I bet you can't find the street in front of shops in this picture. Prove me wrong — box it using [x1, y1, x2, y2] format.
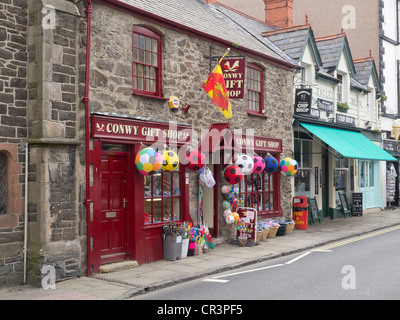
[0, 209, 399, 300]
[133, 225, 400, 300]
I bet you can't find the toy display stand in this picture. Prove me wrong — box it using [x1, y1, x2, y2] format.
[230, 207, 258, 247]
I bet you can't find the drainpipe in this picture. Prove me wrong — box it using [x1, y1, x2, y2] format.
[83, 0, 93, 276]
[23, 142, 28, 284]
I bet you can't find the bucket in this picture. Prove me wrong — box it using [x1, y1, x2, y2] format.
[187, 240, 196, 256]
[276, 224, 287, 236]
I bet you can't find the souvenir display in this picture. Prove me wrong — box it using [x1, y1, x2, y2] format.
[186, 150, 206, 171]
[264, 154, 279, 173]
[135, 147, 162, 176]
[224, 165, 243, 184]
[280, 157, 298, 176]
[252, 155, 266, 174]
[234, 154, 254, 175]
[221, 185, 230, 194]
[161, 150, 180, 171]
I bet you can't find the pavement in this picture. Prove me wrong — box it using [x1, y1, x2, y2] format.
[0, 209, 399, 300]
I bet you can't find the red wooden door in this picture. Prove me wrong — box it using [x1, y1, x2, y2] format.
[100, 153, 128, 264]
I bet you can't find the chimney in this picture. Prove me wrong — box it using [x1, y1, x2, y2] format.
[264, 0, 294, 29]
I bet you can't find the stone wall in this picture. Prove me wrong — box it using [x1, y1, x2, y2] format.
[25, 0, 84, 286]
[0, 0, 28, 287]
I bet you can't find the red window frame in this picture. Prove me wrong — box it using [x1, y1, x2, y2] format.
[132, 26, 162, 98]
[144, 168, 182, 225]
[247, 63, 264, 115]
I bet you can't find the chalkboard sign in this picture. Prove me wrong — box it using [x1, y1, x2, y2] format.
[339, 192, 351, 218]
[352, 193, 363, 216]
[308, 197, 321, 223]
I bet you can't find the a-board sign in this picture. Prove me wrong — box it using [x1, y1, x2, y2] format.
[352, 193, 363, 216]
[339, 192, 351, 218]
[308, 197, 321, 223]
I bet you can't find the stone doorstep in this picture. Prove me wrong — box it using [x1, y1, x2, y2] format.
[99, 261, 139, 273]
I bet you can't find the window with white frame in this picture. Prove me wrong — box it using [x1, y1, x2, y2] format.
[294, 138, 312, 195]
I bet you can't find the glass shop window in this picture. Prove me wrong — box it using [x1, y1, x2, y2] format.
[144, 169, 181, 224]
[294, 138, 312, 196]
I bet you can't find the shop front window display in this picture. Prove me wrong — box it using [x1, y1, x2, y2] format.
[238, 163, 275, 215]
[144, 169, 181, 224]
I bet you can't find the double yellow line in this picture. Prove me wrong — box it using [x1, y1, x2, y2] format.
[319, 225, 400, 250]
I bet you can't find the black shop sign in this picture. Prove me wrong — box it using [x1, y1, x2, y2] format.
[294, 89, 312, 115]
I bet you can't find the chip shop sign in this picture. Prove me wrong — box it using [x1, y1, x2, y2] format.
[91, 115, 191, 144]
[221, 58, 245, 99]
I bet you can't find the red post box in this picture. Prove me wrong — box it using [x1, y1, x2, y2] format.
[293, 196, 308, 230]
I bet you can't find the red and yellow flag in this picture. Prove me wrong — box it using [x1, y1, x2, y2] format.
[202, 49, 232, 119]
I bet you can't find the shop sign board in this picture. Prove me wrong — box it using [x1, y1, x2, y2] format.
[91, 115, 192, 145]
[383, 139, 400, 156]
[221, 58, 245, 99]
[294, 88, 312, 114]
[234, 135, 282, 153]
[317, 98, 334, 112]
[236, 207, 257, 242]
[336, 114, 355, 126]
[351, 193, 363, 216]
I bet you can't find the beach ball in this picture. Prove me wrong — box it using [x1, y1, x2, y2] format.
[230, 186, 239, 196]
[235, 154, 254, 175]
[280, 157, 298, 177]
[161, 150, 179, 172]
[231, 198, 238, 206]
[135, 147, 162, 176]
[232, 212, 239, 222]
[264, 154, 279, 173]
[223, 209, 231, 218]
[226, 214, 235, 224]
[226, 192, 236, 203]
[221, 185, 230, 194]
[186, 150, 206, 171]
[224, 165, 243, 184]
[252, 156, 266, 174]
[222, 200, 231, 209]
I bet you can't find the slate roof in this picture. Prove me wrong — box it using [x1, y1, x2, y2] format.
[353, 59, 373, 86]
[315, 34, 347, 71]
[263, 27, 310, 63]
[117, 0, 295, 66]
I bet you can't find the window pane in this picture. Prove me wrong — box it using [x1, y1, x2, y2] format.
[146, 51, 151, 65]
[152, 39, 158, 53]
[152, 53, 157, 67]
[139, 35, 145, 49]
[146, 37, 151, 51]
[133, 48, 139, 62]
[369, 162, 374, 187]
[139, 49, 145, 63]
[133, 34, 138, 48]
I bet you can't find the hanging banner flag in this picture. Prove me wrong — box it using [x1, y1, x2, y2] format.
[202, 49, 232, 119]
[221, 58, 245, 99]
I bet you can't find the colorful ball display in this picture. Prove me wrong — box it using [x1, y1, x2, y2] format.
[280, 157, 298, 176]
[186, 150, 206, 171]
[161, 150, 179, 172]
[252, 156, 266, 174]
[226, 192, 236, 203]
[222, 200, 231, 209]
[224, 165, 243, 184]
[225, 214, 235, 224]
[264, 154, 279, 173]
[135, 147, 162, 176]
[230, 186, 239, 196]
[221, 185, 230, 194]
[234, 154, 254, 175]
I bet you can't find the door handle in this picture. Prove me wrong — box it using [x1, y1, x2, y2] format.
[123, 198, 127, 208]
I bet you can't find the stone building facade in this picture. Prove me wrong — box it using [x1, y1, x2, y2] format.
[1, 0, 296, 286]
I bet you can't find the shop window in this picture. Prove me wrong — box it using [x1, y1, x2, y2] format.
[335, 157, 349, 206]
[294, 139, 312, 196]
[247, 64, 264, 114]
[237, 154, 278, 217]
[132, 26, 162, 98]
[0, 153, 7, 215]
[144, 170, 181, 224]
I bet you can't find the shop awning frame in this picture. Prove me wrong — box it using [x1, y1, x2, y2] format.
[299, 122, 397, 161]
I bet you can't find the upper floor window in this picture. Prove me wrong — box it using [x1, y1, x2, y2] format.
[132, 26, 162, 97]
[0, 153, 7, 214]
[247, 64, 264, 114]
[337, 74, 343, 102]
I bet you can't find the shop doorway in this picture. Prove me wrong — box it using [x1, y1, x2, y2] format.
[100, 147, 129, 265]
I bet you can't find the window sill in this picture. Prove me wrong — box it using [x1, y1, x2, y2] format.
[247, 110, 269, 118]
[132, 91, 169, 101]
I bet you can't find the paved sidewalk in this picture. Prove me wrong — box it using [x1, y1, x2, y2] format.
[1, 209, 399, 300]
